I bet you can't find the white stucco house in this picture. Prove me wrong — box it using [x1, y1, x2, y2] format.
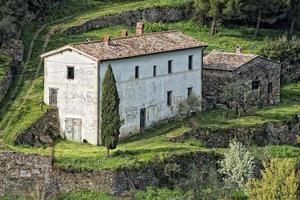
[41, 23, 207, 145]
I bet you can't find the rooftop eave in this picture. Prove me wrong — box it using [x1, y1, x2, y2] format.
[40, 45, 99, 61]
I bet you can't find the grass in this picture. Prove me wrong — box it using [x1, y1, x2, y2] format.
[0, 55, 11, 82]
[52, 191, 125, 200]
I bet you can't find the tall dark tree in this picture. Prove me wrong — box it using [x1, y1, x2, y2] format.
[243, 0, 289, 36]
[288, 0, 300, 35]
[194, 0, 241, 36]
[101, 64, 121, 157]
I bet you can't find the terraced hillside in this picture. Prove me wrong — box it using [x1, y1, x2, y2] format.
[0, 0, 299, 168]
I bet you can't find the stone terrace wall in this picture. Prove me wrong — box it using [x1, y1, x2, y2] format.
[63, 4, 193, 34]
[169, 115, 300, 148]
[14, 108, 60, 147]
[0, 151, 220, 199]
[0, 64, 13, 102]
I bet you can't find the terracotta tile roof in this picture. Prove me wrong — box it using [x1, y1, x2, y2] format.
[203, 51, 258, 71]
[70, 31, 206, 61]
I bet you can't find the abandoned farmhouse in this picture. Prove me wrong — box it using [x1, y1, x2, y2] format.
[41, 23, 206, 145]
[203, 51, 281, 109]
[41, 23, 281, 145]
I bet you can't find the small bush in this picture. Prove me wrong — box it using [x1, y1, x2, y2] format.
[143, 21, 168, 33]
[246, 159, 298, 200]
[219, 139, 255, 189]
[259, 36, 300, 64]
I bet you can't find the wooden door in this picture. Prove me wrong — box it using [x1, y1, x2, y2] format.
[65, 118, 82, 142]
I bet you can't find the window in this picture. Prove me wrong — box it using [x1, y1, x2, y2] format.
[268, 82, 273, 94]
[252, 80, 260, 90]
[188, 87, 193, 97]
[167, 91, 172, 106]
[188, 55, 193, 70]
[135, 66, 139, 79]
[153, 65, 157, 77]
[67, 66, 74, 80]
[168, 60, 172, 74]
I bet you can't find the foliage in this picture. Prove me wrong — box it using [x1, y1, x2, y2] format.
[0, 54, 11, 81]
[101, 64, 121, 156]
[143, 21, 168, 33]
[259, 36, 300, 64]
[194, 0, 241, 35]
[246, 159, 298, 200]
[53, 191, 124, 200]
[176, 93, 201, 126]
[219, 139, 255, 189]
[224, 81, 260, 118]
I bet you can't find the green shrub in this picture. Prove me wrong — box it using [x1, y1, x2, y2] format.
[259, 36, 300, 64]
[219, 139, 255, 189]
[246, 159, 298, 200]
[143, 21, 168, 33]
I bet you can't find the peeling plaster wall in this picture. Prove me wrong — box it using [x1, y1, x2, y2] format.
[100, 48, 203, 137]
[44, 50, 99, 145]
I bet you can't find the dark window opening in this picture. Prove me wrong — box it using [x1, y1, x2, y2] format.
[188, 55, 193, 70]
[153, 65, 157, 77]
[268, 82, 273, 94]
[167, 91, 172, 106]
[135, 66, 139, 79]
[188, 87, 193, 97]
[67, 66, 74, 80]
[252, 80, 260, 90]
[168, 60, 172, 74]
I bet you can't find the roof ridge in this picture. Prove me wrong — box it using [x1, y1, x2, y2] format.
[209, 51, 258, 57]
[70, 30, 180, 46]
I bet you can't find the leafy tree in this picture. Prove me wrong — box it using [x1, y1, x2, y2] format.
[259, 36, 300, 64]
[246, 159, 298, 200]
[176, 93, 201, 126]
[219, 139, 255, 189]
[287, 0, 300, 35]
[243, 0, 289, 36]
[101, 64, 121, 157]
[194, 0, 241, 35]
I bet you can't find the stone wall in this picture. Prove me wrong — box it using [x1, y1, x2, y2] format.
[281, 63, 300, 84]
[0, 151, 220, 199]
[168, 114, 300, 148]
[203, 57, 281, 110]
[63, 4, 193, 34]
[0, 64, 13, 102]
[14, 108, 60, 147]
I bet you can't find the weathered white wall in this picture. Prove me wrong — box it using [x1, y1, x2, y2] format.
[44, 47, 203, 145]
[100, 48, 203, 137]
[44, 50, 99, 145]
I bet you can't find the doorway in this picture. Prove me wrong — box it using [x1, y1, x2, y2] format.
[140, 108, 146, 132]
[49, 88, 58, 106]
[65, 118, 82, 142]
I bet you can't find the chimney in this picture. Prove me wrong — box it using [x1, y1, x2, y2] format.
[136, 22, 144, 35]
[121, 29, 128, 37]
[236, 45, 243, 54]
[103, 35, 111, 47]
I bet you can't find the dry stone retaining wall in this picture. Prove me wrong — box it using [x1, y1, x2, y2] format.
[0, 151, 220, 199]
[63, 4, 193, 35]
[14, 108, 60, 147]
[169, 115, 300, 148]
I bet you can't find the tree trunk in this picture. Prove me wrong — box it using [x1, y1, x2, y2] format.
[107, 148, 110, 157]
[255, 10, 262, 36]
[210, 18, 217, 36]
[289, 17, 296, 35]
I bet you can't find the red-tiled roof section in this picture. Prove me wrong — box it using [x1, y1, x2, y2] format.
[70, 31, 206, 61]
[204, 51, 258, 71]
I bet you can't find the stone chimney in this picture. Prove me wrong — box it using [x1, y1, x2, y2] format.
[121, 30, 129, 37]
[103, 35, 111, 47]
[136, 22, 144, 35]
[236, 45, 243, 54]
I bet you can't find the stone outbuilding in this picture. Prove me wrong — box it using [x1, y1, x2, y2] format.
[203, 50, 281, 110]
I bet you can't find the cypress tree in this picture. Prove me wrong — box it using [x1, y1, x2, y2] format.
[101, 64, 121, 157]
